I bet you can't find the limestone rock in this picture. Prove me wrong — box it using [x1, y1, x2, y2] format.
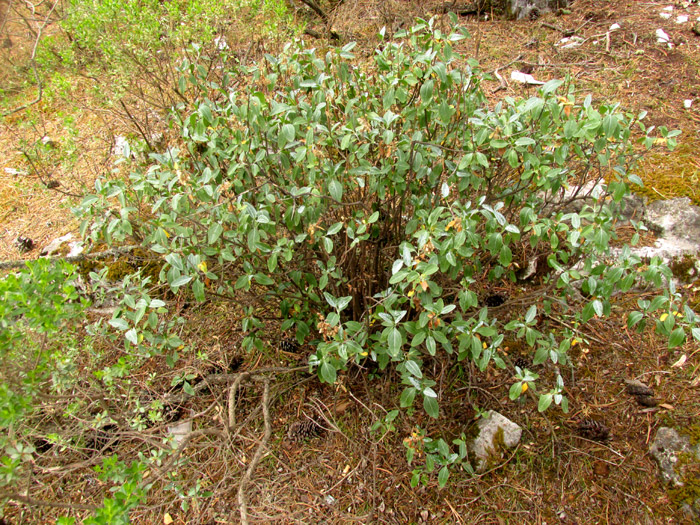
[650, 427, 700, 520]
[649, 427, 700, 486]
[640, 197, 700, 259]
[469, 410, 522, 472]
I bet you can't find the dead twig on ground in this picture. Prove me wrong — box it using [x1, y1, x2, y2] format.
[237, 378, 271, 525]
[0, 245, 140, 271]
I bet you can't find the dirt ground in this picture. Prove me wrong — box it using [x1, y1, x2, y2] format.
[1, 0, 700, 523]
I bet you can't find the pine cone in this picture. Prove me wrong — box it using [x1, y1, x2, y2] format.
[280, 338, 300, 353]
[576, 419, 610, 441]
[287, 418, 321, 442]
[514, 357, 529, 370]
[634, 395, 661, 407]
[484, 294, 507, 307]
[14, 236, 34, 253]
[624, 380, 654, 397]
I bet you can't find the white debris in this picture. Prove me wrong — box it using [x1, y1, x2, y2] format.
[660, 11, 672, 19]
[213, 36, 228, 50]
[676, 14, 689, 23]
[4, 168, 25, 176]
[684, 99, 693, 109]
[68, 241, 84, 257]
[609, 23, 621, 31]
[510, 70, 545, 85]
[556, 36, 585, 49]
[112, 136, 130, 158]
[656, 28, 673, 48]
[167, 419, 192, 447]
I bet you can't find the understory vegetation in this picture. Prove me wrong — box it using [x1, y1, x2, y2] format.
[1, 0, 699, 522]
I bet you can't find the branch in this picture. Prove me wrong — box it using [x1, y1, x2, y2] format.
[1, 0, 59, 117]
[0, 245, 140, 271]
[3, 492, 97, 511]
[298, 0, 327, 22]
[237, 378, 271, 525]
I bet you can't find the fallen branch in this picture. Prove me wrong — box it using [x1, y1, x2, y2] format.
[237, 378, 271, 525]
[3, 492, 98, 511]
[165, 366, 309, 407]
[0, 245, 139, 271]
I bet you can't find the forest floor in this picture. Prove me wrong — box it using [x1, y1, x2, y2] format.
[1, 0, 700, 523]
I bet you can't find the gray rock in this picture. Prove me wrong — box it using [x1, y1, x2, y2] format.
[469, 410, 522, 472]
[636, 197, 700, 260]
[509, 0, 568, 19]
[650, 427, 700, 520]
[650, 427, 699, 486]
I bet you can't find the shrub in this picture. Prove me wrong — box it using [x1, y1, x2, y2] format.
[79, 16, 699, 481]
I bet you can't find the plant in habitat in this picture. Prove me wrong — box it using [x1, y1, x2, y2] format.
[0, 258, 200, 520]
[79, 15, 699, 483]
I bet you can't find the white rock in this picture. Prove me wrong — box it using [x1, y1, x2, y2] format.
[556, 36, 585, 49]
[660, 11, 672, 19]
[609, 23, 621, 31]
[40, 233, 74, 256]
[510, 70, 545, 85]
[469, 410, 522, 473]
[676, 14, 689, 24]
[656, 28, 673, 48]
[684, 99, 693, 109]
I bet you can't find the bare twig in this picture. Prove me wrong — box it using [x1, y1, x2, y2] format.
[1, 0, 59, 117]
[237, 378, 271, 525]
[3, 492, 97, 511]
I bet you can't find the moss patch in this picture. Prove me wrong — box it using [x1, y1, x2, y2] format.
[634, 141, 700, 206]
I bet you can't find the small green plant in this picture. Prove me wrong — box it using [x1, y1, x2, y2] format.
[79, 16, 699, 486]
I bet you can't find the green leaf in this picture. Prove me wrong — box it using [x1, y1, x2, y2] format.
[319, 362, 337, 383]
[425, 335, 436, 356]
[327, 222, 343, 235]
[525, 305, 537, 324]
[400, 387, 417, 407]
[509, 382, 523, 400]
[125, 328, 138, 345]
[423, 395, 439, 418]
[254, 273, 274, 286]
[329, 179, 343, 201]
[108, 318, 129, 331]
[627, 311, 644, 328]
[668, 327, 685, 348]
[438, 466, 449, 488]
[170, 275, 193, 288]
[388, 327, 403, 357]
[192, 279, 205, 302]
[207, 223, 223, 244]
[405, 360, 422, 378]
[279, 123, 295, 148]
[420, 79, 434, 103]
[538, 394, 553, 412]
[515, 137, 536, 147]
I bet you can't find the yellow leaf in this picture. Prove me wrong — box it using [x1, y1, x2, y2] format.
[164, 513, 174, 525]
[659, 313, 669, 322]
[521, 382, 529, 393]
[197, 261, 207, 273]
[407, 290, 415, 297]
